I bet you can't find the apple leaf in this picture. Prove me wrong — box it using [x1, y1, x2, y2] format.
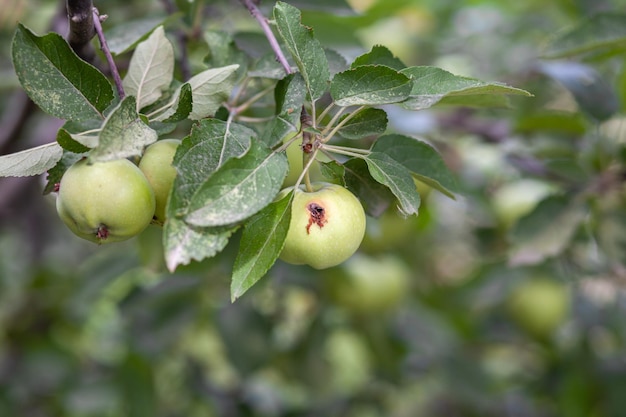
[371, 134, 459, 198]
[508, 195, 587, 266]
[154, 83, 193, 123]
[185, 141, 289, 227]
[12, 24, 114, 122]
[56, 129, 93, 153]
[330, 65, 412, 106]
[106, 16, 171, 55]
[337, 108, 388, 139]
[172, 119, 253, 204]
[343, 158, 394, 218]
[260, 73, 307, 147]
[231, 192, 293, 301]
[399, 66, 532, 110]
[543, 12, 626, 58]
[0, 142, 63, 177]
[319, 160, 346, 184]
[88, 96, 158, 163]
[123, 26, 174, 111]
[43, 151, 83, 194]
[163, 212, 236, 273]
[351, 45, 406, 70]
[163, 119, 255, 271]
[365, 152, 420, 216]
[274, 1, 330, 100]
[187, 65, 240, 120]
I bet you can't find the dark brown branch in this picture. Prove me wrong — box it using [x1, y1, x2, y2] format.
[92, 8, 125, 99]
[66, 0, 96, 62]
[239, 0, 293, 75]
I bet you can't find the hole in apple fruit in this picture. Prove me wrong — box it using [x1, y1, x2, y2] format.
[96, 224, 110, 240]
[306, 202, 327, 234]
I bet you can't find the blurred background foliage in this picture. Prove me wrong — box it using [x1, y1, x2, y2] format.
[1, 0, 626, 416]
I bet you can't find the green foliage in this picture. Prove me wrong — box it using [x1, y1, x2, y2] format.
[2, 0, 626, 415]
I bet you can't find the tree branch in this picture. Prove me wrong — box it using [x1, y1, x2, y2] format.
[66, 0, 96, 62]
[92, 8, 125, 99]
[239, 0, 293, 75]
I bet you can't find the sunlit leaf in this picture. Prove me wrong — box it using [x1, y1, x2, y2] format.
[331, 65, 412, 106]
[123, 26, 174, 111]
[399, 66, 531, 110]
[187, 65, 240, 119]
[0, 142, 63, 177]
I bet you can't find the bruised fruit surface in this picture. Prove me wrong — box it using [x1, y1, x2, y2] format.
[280, 182, 366, 269]
[56, 158, 156, 244]
[138, 139, 181, 224]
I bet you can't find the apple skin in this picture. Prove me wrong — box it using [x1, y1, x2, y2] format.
[280, 182, 366, 269]
[56, 158, 156, 244]
[327, 253, 411, 313]
[506, 277, 570, 337]
[138, 139, 181, 224]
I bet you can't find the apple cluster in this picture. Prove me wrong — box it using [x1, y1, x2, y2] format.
[55, 139, 181, 244]
[55, 140, 368, 270]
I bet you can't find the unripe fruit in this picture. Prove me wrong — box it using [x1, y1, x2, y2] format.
[280, 182, 366, 269]
[506, 277, 570, 337]
[56, 158, 155, 244]
[138, 139, 181, 224]
[328, 253, 411, 313]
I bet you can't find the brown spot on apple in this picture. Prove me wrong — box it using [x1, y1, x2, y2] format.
[306, 202, 327, 234]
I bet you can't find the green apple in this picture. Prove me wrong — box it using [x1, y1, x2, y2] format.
[506, 277, 570, 337]
[280, 182, 366, 269]
[492, 179, 554, 227]
[56, 158, 155, 244]
[327, 253, 411, 313]
[138, 139, 181, 224]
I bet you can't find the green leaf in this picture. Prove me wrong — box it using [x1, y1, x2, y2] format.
[365, 152, 420, 216]
[172, 119, 253, 204]
[261, 73, 307, 146]
[0, 142, 63, 177]
[162, 119, 256, 270]
[106, 16, 172, 55]
[231, 192, 293, 301]
[56, 129, 92, 153]
[274, 1, 330, 100]
[399, 66, 532, 110]
[320, 160, 346, 184]
[204, 30, 248, 79]
[163, 214, 236, 272]
[371, 134, 459, 198]
[343, 158, 394, 218]
[12, 24, 114, 122]
[537, 61, 619, 122]
[43, 151, 83, 194]
[330, 65, 412, 106]
[89, 96, 158, 162]
[154, 83, 193, 123]
[543, 12, 626, 58]
[508, 195, 587, 266]
[185, 141, 289, 227]
[187, 65, 240, 119]
[351, 45, 406, 70]
[285, 0, 356, 15]
[337, 108, 388, 139]
[122, 26, 174, 111]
